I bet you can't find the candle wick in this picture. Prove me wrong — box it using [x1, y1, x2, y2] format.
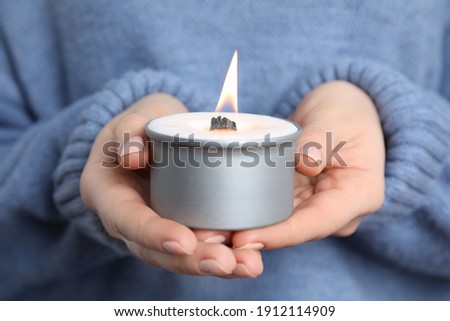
[210, 116, 237, 131]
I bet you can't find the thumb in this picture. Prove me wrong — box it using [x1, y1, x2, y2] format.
[112, 94, 188, 170]
[295, 126, 327, 176]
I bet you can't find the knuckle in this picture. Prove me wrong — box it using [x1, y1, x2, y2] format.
[100, 205, 123, 240]
[134, 214, 153, 248]
[172, 259, 194, 275]
[103, 218, 121, 239]
[136, 245, 157, 267]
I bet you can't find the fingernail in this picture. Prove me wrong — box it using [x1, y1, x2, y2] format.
[234, 242, 264, 250]
[199, 259, 232, 275]
[162, 241, 193, 255]
[119, 136, 144, 157]
[301, 146, 322, 165]
[233, 263, 257, 278]
[204, 235, 226, 244]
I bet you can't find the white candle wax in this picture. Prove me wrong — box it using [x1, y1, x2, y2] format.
[147, 112, 298, 144]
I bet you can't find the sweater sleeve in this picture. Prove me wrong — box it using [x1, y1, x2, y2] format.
[0, 29, 205, 296]
[278, 59, 450, 280]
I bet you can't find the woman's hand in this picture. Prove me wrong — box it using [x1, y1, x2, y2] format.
[232, 81, 385, 250]
[80, 93, 263, 278]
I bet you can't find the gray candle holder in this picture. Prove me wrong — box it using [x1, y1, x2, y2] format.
[145, 113, 301, 230]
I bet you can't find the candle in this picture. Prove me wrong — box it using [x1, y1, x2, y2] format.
[145, 51, 301, 230]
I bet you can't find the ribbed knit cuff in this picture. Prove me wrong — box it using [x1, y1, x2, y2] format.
[53, 69, 206, 254]
[277, 60, 450, 225]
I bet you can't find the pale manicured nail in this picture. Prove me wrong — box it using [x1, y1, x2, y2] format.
[119, 136, 144, 157]
[233, 263, 257, 278]
[199, 259, 232, 275]
[234, 242, 264, 250]
[301, 146, 322, 165]
[162, 241, 193, 255]
[204, 235, 226, 244]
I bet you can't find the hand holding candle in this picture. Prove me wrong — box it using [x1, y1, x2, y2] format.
[231, 81, 385, 250]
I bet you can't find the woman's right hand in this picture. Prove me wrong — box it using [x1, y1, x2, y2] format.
[80, 93, 263, 278]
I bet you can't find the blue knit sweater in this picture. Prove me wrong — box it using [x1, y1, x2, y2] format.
[1, 0, 450, 300]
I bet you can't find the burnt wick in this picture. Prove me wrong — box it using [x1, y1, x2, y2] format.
[210, 115, 237, 131]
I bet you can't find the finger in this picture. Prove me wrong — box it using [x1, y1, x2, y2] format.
[82, 161, 198, 256]
[112, 113, 149, 170]
[103, 191, 198, 256]
[128, 241, 236, 277]
[111, 93, 188, 145]
[193, 230, 233, 244]
[231, 249, 264, 278]
[232, 187, 368, 250]
[111, 94, 188, 170]
[295, 126, 327, 176]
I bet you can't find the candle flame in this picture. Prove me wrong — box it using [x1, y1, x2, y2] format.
[215, 50, 238, 113]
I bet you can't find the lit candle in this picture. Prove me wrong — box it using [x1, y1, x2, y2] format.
[146, 51, 301, 230]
